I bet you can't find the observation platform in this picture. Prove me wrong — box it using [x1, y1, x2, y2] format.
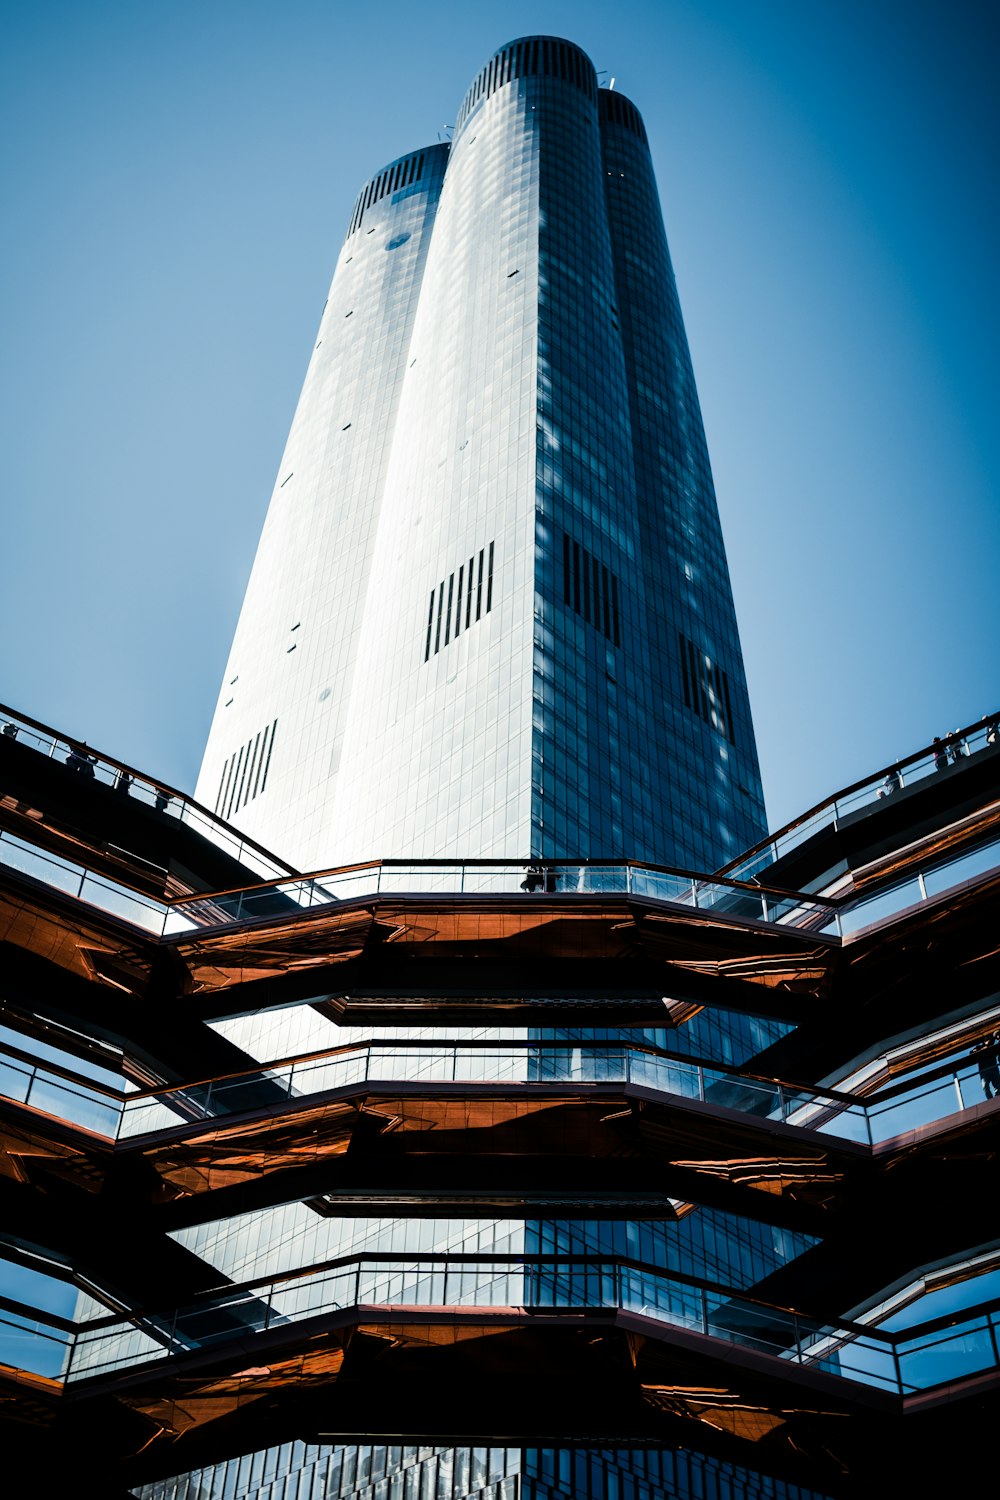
[1, 703, 999, 1496]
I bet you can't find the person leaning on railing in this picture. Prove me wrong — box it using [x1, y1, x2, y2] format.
[878, 767, 903, 799]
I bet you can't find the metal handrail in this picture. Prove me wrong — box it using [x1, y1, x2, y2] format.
[716, 711, 1000, 880]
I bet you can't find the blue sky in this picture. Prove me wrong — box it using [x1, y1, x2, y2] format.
[1, 0, 997, 838]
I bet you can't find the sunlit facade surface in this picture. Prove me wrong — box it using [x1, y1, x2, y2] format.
[195, 36, 765, 875]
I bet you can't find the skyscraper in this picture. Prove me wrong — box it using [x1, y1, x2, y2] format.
[24, 32, 997, 1500]
[196, 35, 766, 877]
[182, 33, 772, 1500]
[159, 35, 779, 1500]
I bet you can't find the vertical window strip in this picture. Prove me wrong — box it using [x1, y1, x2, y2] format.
[434, 580, 445, 653]
[214, 756, 230, 815]
[241, 732, 262, 811]
[234, 737, 253, 811]
[251, 722, 271, 801]
[219, 751, 239, 816]
[562, 529, 621, 646]
[722, 672, 735, 745]
[687, 639, 702, 720]
[219, 720, 279, 817]
[259, 719, 277, 793]
[422, 541, 495, 661]
[699, 652, 712, 724]
[225, 743, 247, 820]
[680, 634, 692, 709]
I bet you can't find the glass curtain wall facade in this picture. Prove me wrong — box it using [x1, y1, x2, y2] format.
[195, 38, 765, 874]
[195, 145, 449, 867]
[173, 37, 780, 1500]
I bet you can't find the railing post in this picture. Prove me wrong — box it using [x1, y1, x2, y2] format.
[760, 891, 769, 923]
[697, 1065, 705, 1103]
[987, 1313, 1000, 1372]
[917, 871, 928, 902]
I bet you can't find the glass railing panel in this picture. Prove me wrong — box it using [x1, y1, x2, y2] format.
[174, 1287, 275, 1347]
[570, 866, 627, 895]
[705, 1292, 801, 1359]
[66, 1321, 170, 1381]
[627, 1052, 699, 1098]
[866, 1073, 969, 1143]
[0, 1307, 73, 1380]
[808, 1100, 870, 1145]
[629, 868, 697, 905]
[379, 865, 464, 895]
[797, 1329, 900, 1392]
[0, 1057, 32, 1105]
[77, 875, 165, 934]
[267, 1268, 353, 1324]
[620, 1267, 703, 1332]
[119, 1095, 195, 1138]
[840, 878, 923, 936]
[896, 1317, 996, 1392]
[764, 893, 832, 929]
[922, 837, 1000, 900]
[463, 865, 536, 895]
[26, 1075, 120, 1137]
[691, 883, 766, 923]
[702, 1070, 780, 1117]
[309, 868, 381, 902]
[0, 833, 83, 898]
[292, 1052, 368, 1093]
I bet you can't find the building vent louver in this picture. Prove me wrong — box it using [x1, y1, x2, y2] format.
[597, 89, 649, 146]
[424, 542, 494, 661]
[347, 151, 427, 238]
[679, 633, 735, 743]
[455, 38, 597, 138]
[562, 530, 620, 646]
[215, 719, 278, 819]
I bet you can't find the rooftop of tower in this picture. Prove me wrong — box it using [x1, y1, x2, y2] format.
[345, 142, 449, 241]
[454, 35, 598, 139]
